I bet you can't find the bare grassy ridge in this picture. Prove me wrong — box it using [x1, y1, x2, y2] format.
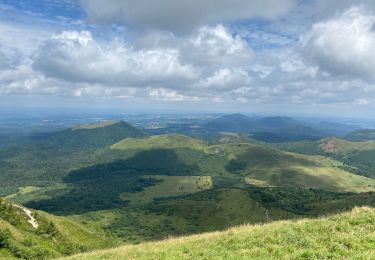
[64, 207, 375, 260]
[72, 121, 117, 130]
[320, 137, 375, 154]
[111, 134, 208, 152]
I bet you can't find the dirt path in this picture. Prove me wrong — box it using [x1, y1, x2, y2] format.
[14, 205, 39, 228]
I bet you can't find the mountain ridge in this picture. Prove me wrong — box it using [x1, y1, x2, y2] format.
[346, 129, 375, 141]
[205, 113, 324, 141]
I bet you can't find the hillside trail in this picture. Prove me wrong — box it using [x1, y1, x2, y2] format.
[14, 205, 39, 228]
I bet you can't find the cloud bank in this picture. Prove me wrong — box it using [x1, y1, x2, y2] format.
[301, 6, 375, 82]
[1, 1, 375, 114]
[33, 25, 252, 92]
[80, 0, 296, 33]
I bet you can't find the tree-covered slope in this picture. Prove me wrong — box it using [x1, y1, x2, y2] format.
[204, 113, 255, 132]
[0, 121, 147, 196]
[44, 121, 147, 150]
[204, 114, 324, 141]
[346, 129, 375, 141]
[63, 207, 375, 260]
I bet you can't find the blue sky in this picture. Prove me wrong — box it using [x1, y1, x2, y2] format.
[1, 0, 375, 116]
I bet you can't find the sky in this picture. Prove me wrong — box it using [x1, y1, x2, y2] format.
[1, 0, 375, 116]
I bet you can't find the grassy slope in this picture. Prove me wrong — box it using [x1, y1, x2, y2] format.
[111, 134, 208, 152]
[0, 199, 112, 259]
[64, 207, 375, 260]
[271, 137, 375, 179]
[113, 135, 375, 193]
[58, 137, 374, 242]
[213, 143, 375, 192]
[322, 138, 375, 153]
[119, 175, 212, 206]
[3, 133, 375, 247]
[272, 137, 375, 155]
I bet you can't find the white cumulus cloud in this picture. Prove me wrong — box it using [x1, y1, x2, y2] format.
[33, 30, 198, 87]
[301, 6, 375, 81]
[149, 88, 200, 102]
[32, 26, 253, 92]
[181, 25, 252, 69]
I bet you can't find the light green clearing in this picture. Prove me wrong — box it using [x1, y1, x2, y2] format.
[72, 120, 117, 130]
[244, 178, 272, 187]
[5, 186, 41, 199]
[120, 175, 212, 206]
[111, 134, 208, 152]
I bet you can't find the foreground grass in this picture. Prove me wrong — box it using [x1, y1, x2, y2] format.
[64, 207, 375, 260]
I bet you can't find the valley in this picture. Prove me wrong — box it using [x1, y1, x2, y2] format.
[0, 114, 375, 259]
[3, 1, 375, 258]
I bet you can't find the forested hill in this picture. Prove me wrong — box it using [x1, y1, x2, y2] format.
[43, 120, 147, 150]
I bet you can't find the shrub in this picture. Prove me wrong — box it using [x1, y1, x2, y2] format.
[0, 200, 21, 225]
[36, 221, 58, 238]
[0, 229, 10, 248]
